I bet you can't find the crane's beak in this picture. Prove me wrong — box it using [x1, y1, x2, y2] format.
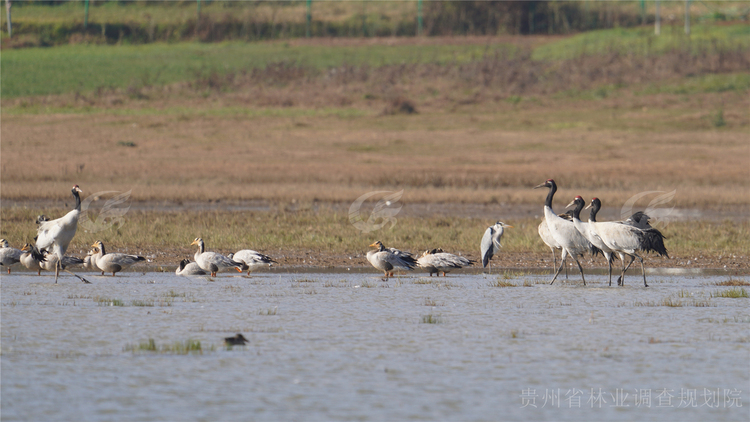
[533, 182, 548, 189]
[565, 200, 577, 209]
[584, 203, 592, 210]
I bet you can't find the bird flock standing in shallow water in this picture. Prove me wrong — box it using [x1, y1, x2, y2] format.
[3, 180, 668, 286]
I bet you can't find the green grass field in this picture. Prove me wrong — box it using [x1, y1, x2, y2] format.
[1, 41, 521, 97]
[3, 24, 746, 98]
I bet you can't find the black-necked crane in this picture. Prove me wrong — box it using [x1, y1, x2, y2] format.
[35, 185, 87, 283]
[480, 221, 512, 271]
[533, 179, 599, 285]
[538, 210, 577, 279]
[567, 196, 617, 286]
[585, 198, 668, 287]
[367, 241, 417, 280]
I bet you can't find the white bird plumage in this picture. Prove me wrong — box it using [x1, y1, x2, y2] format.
[366, 241, 417, 280]
[35, 185, 83, 282]
[480, 222, 512, 270]
[417, 248, 473, 276]
[534, 179, 599, 285]
[567, 196, 617, 286]
[229, 250, 276, 275]
[585, 197, 668, 287]
[538, 211, 575, 279]
[191, 238, 244, 277]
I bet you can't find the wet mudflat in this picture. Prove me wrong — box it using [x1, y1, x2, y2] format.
[1, 271, 748, 421]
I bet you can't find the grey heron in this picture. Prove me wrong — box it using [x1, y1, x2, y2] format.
[480, 222, 512, 271]
[191, 238, 244, 277]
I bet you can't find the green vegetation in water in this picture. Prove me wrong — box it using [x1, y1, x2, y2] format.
[126, 338, 211, 354]
[489, 280, 517, 288]
[421, 314, 444, 324]
[711, 287, 749, 299]
[96, 297, 124, 307]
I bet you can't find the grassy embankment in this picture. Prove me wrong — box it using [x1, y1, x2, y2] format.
[1, 25, 748, 265]
[1, 206, 748, 269]
[4, 0, 742, 47]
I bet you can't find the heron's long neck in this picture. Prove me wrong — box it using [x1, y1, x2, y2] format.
[544, 182, 557, 209]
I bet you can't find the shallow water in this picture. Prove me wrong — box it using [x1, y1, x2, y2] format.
[2, 271, 748, 421]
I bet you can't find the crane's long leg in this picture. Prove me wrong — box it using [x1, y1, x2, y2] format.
[550, 248, 556, 276]
[618, 254, 635, 286]
[635, 253, 648, 287]
[604, 252, 613, 286]
[62, 269, 91, 284]
[550, 249, 568, 284]
[571, 255, 586, 286]
[54, 260, 60, 284]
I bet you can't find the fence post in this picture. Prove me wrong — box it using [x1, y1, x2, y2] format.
[655, 0, 660, 35]
[5, 0, 10, 38]
[306, 0, 311, 38]
[417, 0, 423, 36]
[684, 0, 691, 35]
[84, 0, 89, 29]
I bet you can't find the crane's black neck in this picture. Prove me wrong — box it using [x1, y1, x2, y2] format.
[72, 188, 82, 212]
[589, 198, 601, 222]
[571, 199, 585, 221]
[544, 180, 557, 209]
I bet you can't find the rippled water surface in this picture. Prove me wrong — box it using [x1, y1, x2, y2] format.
[2, 271, 748, 421]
